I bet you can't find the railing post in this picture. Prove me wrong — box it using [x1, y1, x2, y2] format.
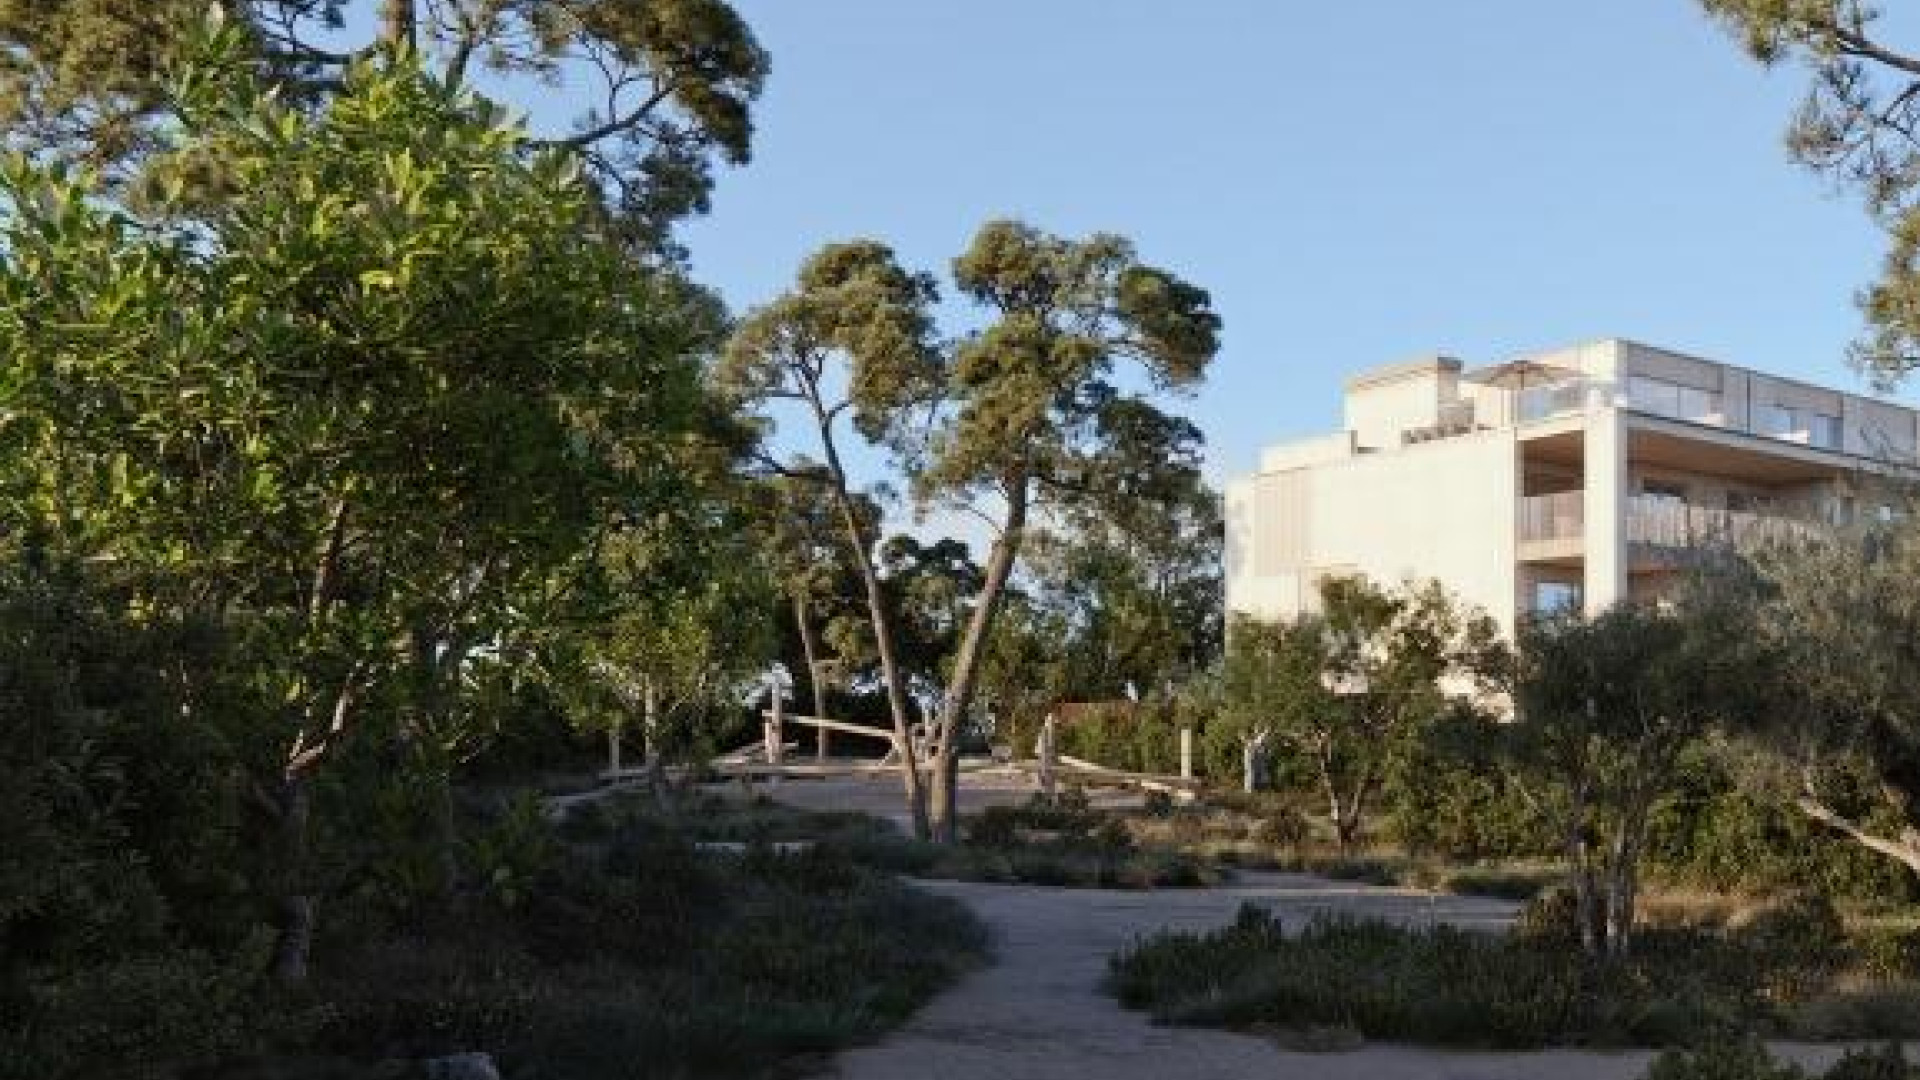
[1036, 713, 1058, 803]
[766, 692, 784, 770]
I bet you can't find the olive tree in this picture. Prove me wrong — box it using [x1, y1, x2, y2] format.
[1219, 613, 1336, 795]
[1750, 504, 1920, 880]
[1514, 581, 1769, 958]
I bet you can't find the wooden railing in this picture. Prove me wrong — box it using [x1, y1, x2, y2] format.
[1626, 496, 1820, 552]
[1518, 491, 1584, 544]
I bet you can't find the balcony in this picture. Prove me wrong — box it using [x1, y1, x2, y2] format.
[1517, 492, 1820, 563]
[1626, 496, 1820, 555]
[1517, 491, 1583, 561]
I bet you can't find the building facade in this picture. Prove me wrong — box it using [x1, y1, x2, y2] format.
[1225, 339, 1920, 636]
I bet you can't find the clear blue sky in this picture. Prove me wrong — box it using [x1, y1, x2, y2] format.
[669, 0, 1911, 485]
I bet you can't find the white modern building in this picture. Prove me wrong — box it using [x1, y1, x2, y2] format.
[1225, 339, 1920, 636]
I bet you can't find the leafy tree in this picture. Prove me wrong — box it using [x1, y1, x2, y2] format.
[726, 222, 1219, 840]
[1026, 413, 1223, 703]
[755, 474, 875, 756]
[1700, 0, 1920, 385]
[720, 241, 944, 836]
[1513, 582, 1768, 958]
[1749, 506, 1920, 880]
[554, 483, 773, 783]
[0, 23, 712, 977]
[1219, 613, 1337, 796]
[912, 221, 1220, 840]
[973, 587, 1074, 753]
[1223, 577, 1500, 847]
[0, 0, 769, 258]
[878, 533, 984, 715]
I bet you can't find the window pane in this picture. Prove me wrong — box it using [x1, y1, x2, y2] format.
[1678, 386, 1721, 423]
[1759, 404, 1796, 437]
[1629, 376, 1681, 417]
[1809, 413, 1841, 449]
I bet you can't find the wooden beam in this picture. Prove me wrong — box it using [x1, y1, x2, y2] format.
[761, 709, 898, 743]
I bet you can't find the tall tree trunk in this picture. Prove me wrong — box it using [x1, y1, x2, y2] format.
[792, 593, 829, 760]
[643, 677, 667, 804]
[812, 417, 928, 837]
[271, 767, 316, 982]
[927, 473, 1029, 843]
[1559, 771, 1601, 957]
[1242, 734, 1262, 794]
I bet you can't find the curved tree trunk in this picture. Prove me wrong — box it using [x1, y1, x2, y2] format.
[814, 417, 929, 838]
[927, 473, 1029, 843]
[792, 593, 830, 760]
[271, 768, 316, 983]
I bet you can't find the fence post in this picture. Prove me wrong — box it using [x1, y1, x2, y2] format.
[1179, 725, 1193, 782]
[766, 691, 785, 771]
[1036, 712, 1058, 803]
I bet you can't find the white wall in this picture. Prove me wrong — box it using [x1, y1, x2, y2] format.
[1227, 429, 1521, 636]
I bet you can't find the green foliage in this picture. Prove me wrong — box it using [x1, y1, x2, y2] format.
[275, 795, 988, 1078]
[1643, 1039, 1920, 1080]
[1384, 707, 1555, 860]
[0, 559, 277, 1078]
[1111, 905, 1755, 1048]
[1644, 1038, 1808, 1080]
[1220, 577, 1502, 848]
[1699, 1, 1920, 385]
[1646, 747, 1918, 902]
[1110, 900, 1920, 1051]
[1040, 701, 1182, 775]
[1514, 579, 1774, 957]
[0, 0, 769, 258]
[1741, 507, 1920, 886]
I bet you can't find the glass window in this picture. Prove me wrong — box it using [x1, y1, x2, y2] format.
[1808, 412, 1842, 450]
[1758, 404, 1798, 438]
[1518, 378, 1587, 422]
[1629, 376, 1681, 417]
[1627, 376, 1722, 424]
[1533, 582, 1582, 614]
[1678, 386, 1722, 423]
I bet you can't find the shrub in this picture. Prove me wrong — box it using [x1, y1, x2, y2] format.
[1727, 891, 1848, 1000]
[1643, 1041, 1919, 1080]
[1822, 1043, 1919, 1080]
[1646, 751, 1918, 903]
[1111, 904, 1798, 1049]
[1644, 1038, 1807, 1080]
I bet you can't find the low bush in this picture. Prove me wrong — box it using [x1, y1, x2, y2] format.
[1644, 1040, 1919, 1080]
[1110, 901, 1920, 1051]
[298, 806, 988, 1079]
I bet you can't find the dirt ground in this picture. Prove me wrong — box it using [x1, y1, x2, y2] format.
[753, 773, 1881, 1080]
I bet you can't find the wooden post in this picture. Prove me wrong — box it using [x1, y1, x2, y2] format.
[766, 687, 785, 770]
[607, 719, 622, 775]
[1179, 725, 1193, 782]
[1036, 712, 1058, 803]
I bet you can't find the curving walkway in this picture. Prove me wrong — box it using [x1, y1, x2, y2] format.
[741, 775, 1872, 1079]
[824, 871, 1867, 1080]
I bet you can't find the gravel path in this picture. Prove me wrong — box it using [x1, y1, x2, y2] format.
[731, 771, 1866, 1080]
[822, 873, 1877, 1080]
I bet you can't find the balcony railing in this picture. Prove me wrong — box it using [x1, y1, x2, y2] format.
[1518, 491, 1584, 544]
[1518, 492, 1823, 556]
[1626, 496, 1819, 552]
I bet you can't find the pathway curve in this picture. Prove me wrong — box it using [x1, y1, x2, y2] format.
[824, 872, 1868, 1080]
